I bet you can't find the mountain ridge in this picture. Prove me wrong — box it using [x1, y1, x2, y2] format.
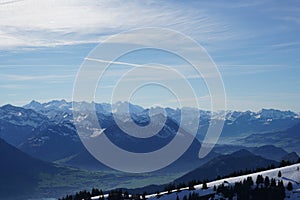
[1, 101, 300, 171]
[174, 149, 278, 184]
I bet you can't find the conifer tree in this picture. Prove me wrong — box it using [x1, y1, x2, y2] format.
[202, 182, 208, 189]
[278, 171, 282, 177]
[287, 182, 293, 191]
[264, 176, 270, 187]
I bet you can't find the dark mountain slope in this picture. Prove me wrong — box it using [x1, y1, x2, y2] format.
[249, 145, 288, 161]
[281, 152, 299, 163]
[239, 122, 300, 154]
[0, 138, 58, 198]
[213, 144, 288, 161]
[174, 149, 278, 184]
[18, 122, 84, 161]
[63, 115, 220, 173]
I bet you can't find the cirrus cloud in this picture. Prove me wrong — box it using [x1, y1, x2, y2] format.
[0, 0, 231, 49]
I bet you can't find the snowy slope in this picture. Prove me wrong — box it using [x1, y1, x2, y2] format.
[89, 164, 300, 199]
[145, 163, 300, 200]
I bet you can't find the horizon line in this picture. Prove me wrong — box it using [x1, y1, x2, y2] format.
[1, 99, 299, 113]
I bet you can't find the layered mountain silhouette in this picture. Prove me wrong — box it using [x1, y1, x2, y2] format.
[174, 149, 278, 184]
[213, 144, 290, 162]
[239, 122, 300, 154]
[0, 100, 300, 199]
[0, 103, 219, 173]
[1, 101, 300, 172]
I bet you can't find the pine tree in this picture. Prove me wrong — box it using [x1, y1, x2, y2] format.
[213, 185, 217, 191]
[202, 182, 208, 189]
[278, 171, 282, 178]
[246, 176, 254, 186]
[264, 176, 270, 187]
[142, 191, 147, 199]
[270, 178, 277, 187]
[188, 182, 195, 190]
[124, 191, 129, 198]
[256, 175, 264, 185]
[287, 182, 293, 191]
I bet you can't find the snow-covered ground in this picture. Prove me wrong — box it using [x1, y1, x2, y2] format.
[91, 163, 300, 200]
[146, 163, 300, 200]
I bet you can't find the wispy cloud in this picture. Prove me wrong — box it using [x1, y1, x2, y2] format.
[0, 84, 26, 89]
[206, 0, 266, 9]
[0, 0, 231, 49]
[0, 0, 25, 6]
[1, 74, 74, 81]
[271, 42, 300, 48]
[85, 57, 142, 68]
[217, 64, 292, 76]
[84, 57, 217, 80]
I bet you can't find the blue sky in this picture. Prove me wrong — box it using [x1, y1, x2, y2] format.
[0, 0, 300, 111]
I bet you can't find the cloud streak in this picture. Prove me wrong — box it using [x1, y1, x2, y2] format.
[1, 74, 74, 81]
[0, 0, 231, 49]
[85, 57, 142, 68]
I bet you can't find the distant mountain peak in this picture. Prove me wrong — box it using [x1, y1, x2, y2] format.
[1, 103, 15, 109]
[112, 101, 145, 114]
[24, 100, 44, 110]
[230, 149, 254, 157]
[29, 99, 41, 104]
[257, 108, 297, 119]
[175, 149, 277, 184]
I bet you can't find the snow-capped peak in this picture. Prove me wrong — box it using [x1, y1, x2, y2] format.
[257, 108, 297, 120]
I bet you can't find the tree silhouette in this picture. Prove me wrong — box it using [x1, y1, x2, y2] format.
[278, 171, 282, 178]
[287, 182, 293, 191]
[264, 176, 270, 187]
[202, 182, 208, 189]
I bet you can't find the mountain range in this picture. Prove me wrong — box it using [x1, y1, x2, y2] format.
[0, 100, 300, 199]
[23, 99, 300, 140]
[1, 100, 300, 170]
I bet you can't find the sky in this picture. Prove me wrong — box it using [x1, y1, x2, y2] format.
[0, 0, 300, 112]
